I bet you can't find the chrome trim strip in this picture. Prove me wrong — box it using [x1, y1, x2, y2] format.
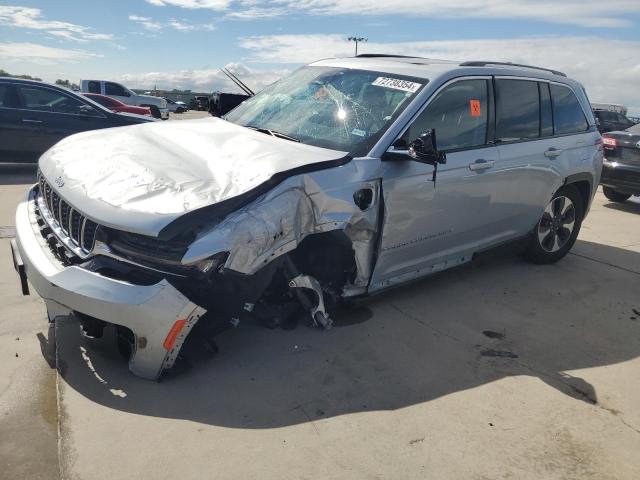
[36, 193, 89, 259]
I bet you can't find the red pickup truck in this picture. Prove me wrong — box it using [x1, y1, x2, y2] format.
[83, 93, 152, 116]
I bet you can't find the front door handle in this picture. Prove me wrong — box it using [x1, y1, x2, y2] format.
[544, 148, 562, 158]
[469, 159, 495, 171]
[22, 118, 43, 124]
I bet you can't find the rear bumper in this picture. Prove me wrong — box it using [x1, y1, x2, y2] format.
[13, 187, 205, 379]
[601, 159, 640, 194]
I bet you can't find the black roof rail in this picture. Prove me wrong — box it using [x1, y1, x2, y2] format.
[459, 61, 567, 77]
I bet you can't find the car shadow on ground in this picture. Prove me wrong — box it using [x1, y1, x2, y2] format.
[41, 239, 640, 429]
[603, 197, 640, 215]
[0, 163, 38, 185]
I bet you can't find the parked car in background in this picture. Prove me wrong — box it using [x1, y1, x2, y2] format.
[164, 98, 187, 113]
[0, 78, 155, 162]
[12, 57, 602, 379]
[208, 92, 249, 117]
[593, 109, 635, 134]
[175, 101, 188, 110]
[194, 95, 210, 111]
[80, 80, 169, 120]
[83, 93, 152, 116]
[601, 123, 640, 202]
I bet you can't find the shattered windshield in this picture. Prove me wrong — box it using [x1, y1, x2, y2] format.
[224, 66, 425, 155]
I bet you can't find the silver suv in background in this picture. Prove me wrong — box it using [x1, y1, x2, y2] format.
[12, 56, 603, 379]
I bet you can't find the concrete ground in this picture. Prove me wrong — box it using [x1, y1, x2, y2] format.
[1, 159, 639, 479]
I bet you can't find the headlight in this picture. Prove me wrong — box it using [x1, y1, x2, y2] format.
[196, 252, 229, 274]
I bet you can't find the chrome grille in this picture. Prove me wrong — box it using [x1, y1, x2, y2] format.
[36, 171, 100, 258]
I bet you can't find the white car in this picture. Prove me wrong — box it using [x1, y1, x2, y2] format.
[164, 98, 187, 113]
[80, 80, 169, 120]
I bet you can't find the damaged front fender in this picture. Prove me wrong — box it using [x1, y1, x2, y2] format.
[182, 165, 381, 294]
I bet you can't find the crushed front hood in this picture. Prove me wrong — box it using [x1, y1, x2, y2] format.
[39, 117, 348, 236]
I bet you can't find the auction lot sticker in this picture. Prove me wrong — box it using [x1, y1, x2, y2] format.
[372, 77, 422, 93]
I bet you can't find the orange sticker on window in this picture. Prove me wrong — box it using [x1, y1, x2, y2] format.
[470, 99, 481, 117]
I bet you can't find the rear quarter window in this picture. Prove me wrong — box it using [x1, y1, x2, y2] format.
[550, 84, 588, 135]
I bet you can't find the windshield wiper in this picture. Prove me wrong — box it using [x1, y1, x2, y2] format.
[245, 125, 300, 142]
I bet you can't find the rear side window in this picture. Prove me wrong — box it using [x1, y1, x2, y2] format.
[88, 81, 101, 94]
[495, 79, 540, 142]
[401, 79, 488, 151]
[550, 84, 588, 135]
[105, 82, 127, 96]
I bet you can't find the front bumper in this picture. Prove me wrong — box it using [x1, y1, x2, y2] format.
[159, 107, 169, 120]
[601, 160, 640, 194]
[13, 186, 205, 379]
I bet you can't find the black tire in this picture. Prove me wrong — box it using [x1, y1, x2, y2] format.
[146, 105, 161, 119]
[602, 186, 631, 203]
[523, 185, 584, 265]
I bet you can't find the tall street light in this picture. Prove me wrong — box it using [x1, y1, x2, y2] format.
[347, 36, 368, 56]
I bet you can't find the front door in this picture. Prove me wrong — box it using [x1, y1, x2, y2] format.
[15, 84, 107, 157]
[371, 77, 503, 289]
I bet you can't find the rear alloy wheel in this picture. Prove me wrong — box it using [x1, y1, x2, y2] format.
[523, 186, 583, 264]
[603, 186, 631, 203]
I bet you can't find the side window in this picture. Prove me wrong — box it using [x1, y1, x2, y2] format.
[0, 84, 19, 108]
[495, 79, 540, 142]
[539, 82, 553, 137]
[550, 84, 588, 135]
[88, 81, 101, 94]
[401, 79, 488, 151]
[105, 82, 127, 96]
[18, 86, 85, 114]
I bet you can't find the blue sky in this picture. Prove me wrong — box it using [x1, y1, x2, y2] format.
[1, 1, 640, 112]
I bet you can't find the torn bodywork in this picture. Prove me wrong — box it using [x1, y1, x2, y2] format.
[170, 170, 381, 337]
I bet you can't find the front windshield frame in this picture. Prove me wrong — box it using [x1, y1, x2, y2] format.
[223, 66, 428, 156]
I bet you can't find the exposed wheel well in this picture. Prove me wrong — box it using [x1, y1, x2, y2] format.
[565, 179, 591, 211]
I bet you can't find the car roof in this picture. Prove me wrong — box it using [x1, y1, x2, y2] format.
[310, 55, 578, 86]
[0, 76, 62, 88]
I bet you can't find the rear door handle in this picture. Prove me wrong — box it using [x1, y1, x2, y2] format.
[469, 159, 495, 171]
[22, 118, 43, 124]
[544, 148, 562, 158]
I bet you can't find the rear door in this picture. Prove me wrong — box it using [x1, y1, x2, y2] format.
[493, 78, 563, 234]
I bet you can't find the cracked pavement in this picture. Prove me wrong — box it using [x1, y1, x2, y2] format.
[1, 162, 639, 479]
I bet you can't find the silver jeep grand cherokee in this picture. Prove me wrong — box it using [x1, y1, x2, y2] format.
[12, 56, 603, 379]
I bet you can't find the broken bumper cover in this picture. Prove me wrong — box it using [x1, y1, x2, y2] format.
[14, 187, 206, 379]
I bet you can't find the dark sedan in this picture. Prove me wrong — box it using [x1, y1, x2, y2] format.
[601, 123, 640, 202]
[0, 78, 155, 163]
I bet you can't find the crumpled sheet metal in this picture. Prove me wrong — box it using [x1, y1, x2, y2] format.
[184, 174, 380, 288]
[39, 117, 347, 216]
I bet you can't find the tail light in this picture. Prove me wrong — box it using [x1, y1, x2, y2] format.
[602, 136, 617, 149]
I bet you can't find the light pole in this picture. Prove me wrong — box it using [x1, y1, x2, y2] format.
[347, 36, 368, 56]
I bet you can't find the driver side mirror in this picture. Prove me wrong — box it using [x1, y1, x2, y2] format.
[408, 129, 446, 165]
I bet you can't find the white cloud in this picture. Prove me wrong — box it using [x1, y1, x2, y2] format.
[168, 19, 216, 31]
[0, 6, 113, 42]
[145, 0, 230, 10]
[128, 14, 215, 31]
[120, 62, 287, 93]
[238, 34, 640, 114]
[144, 0, 640, 28]
[128, 15, 163, 31]
[0, 42, 100, 64]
